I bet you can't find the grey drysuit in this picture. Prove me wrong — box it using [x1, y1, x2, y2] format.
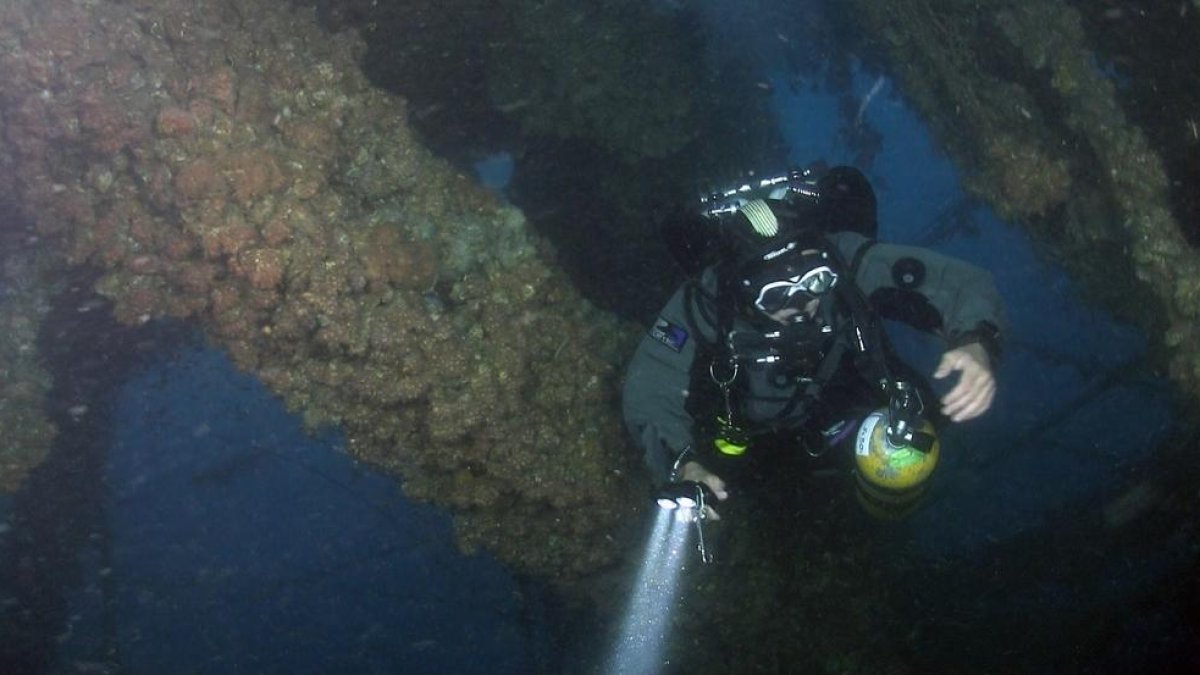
[622, 230, 1007, 484]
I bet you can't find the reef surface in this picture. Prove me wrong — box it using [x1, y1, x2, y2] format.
[0, 0, 641, 582]
[843, 0, 1200, 407]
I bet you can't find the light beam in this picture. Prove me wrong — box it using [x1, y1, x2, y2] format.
[606, 508, 694, 675]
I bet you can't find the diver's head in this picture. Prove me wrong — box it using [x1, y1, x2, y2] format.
[737, 245, 838, 324]
[720, 199, 839, 324]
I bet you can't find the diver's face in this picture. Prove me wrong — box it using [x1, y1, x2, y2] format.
[764, 297, 820, 324]
[745, 247, 835, 324]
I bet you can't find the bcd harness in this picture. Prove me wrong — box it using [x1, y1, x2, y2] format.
[682, 238, 930, 452]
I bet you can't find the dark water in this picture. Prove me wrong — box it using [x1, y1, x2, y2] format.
[3, 1, 1198, 674]
[0, 284, 552, 673]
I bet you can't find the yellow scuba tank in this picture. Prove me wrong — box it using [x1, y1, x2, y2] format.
[853, 407, 940, 519]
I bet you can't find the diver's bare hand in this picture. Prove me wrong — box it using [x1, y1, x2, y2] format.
[934, 342, 996, 422]
[679, 461, 728, 520]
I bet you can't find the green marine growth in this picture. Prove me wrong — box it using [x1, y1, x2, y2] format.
[840, 0, 1200, 404]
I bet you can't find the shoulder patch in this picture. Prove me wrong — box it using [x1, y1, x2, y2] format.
[650, 317, 689, 353]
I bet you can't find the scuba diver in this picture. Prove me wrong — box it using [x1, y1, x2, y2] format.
[623, 166, 1005, 524]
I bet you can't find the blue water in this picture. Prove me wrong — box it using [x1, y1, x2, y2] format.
[763, 65, 1194, 670]
[474, 152, 515, 196]
[56, 346, 542, 674]
[772, 65, 1175, 559]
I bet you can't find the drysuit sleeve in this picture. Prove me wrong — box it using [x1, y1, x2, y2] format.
[622, 280, 716, 486]
[835, 233, 1007, 361]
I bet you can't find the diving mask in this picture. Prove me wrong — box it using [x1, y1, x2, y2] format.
[752, 264, 838, 315]
[739, 247, 839, 317]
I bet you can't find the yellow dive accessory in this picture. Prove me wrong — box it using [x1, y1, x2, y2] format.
[854, 408, 940, 519]
[713, 415, 749, 456]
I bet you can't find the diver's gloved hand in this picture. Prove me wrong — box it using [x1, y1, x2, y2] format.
[934, 342, 996, 422]
[678, 461, 728, 520]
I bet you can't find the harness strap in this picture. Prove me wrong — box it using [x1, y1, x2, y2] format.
[810, 236, 877, 396]
[848, 238, 877, 279]
[681, 275, 726, 350]
[829, 239, 894, 387]
[702, 236, 896, 438]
